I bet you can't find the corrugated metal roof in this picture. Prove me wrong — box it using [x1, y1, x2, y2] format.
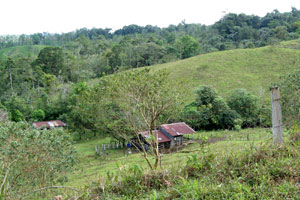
[139, 130, 171, 143]
[32, 120, 66, 129]
[160, 122, 195, 137]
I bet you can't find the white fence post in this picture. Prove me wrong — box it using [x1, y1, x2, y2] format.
[270, 86, 283, 144]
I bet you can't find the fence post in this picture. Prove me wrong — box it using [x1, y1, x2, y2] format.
[270, 86, 283, 144]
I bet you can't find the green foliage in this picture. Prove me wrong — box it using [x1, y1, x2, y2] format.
[186, 153, 215, 176]
[218, 109, 242, 130]
[0, 45, 45, 60]
[83, 164, 174, 199]
[0, 121, 77, 198]
[32, 109, 45, 122]
[1, 9, 300, 127]
[175, 35, 199, 59]
[3, 95, 30, 121]
[2, 8, 300, 85]
[111, 68, 182, 130]
[182, 86, 241, 130]
[278, 70, 300, 127]
[67, 69, 182, 170]
[227, 89, 261, 127]
[195, 86, 218, 106]
[67, 69, 182, 142]
[33, 47, 65, 76]
[66, 82, 96, 140]
[82, 131, 300, 199]
[9, 109, 23, 122]
[0, 103, 8, 121]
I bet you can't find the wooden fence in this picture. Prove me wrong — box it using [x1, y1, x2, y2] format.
[95, 143, 126, 156]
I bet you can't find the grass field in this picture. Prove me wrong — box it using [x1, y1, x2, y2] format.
[64, 128, 276, 189]
[0, 45, 46, 59]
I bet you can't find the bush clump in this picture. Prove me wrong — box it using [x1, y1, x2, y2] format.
[181, 86, 242, 130]
[0, 121, 77, 198]
[227, 89, 261, 127]
[82, 164, 175, 199]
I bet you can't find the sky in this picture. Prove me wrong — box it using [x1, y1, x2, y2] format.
[1, 0, 300, 35]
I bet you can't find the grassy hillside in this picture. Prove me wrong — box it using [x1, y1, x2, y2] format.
[0, 45, 46, 59]
[147, 40, 300, 102]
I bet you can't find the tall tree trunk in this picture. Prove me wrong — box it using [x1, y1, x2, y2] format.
[9, 67, 13, 96]
[37, 79, 40, 95]
[150, 122, 160, 169]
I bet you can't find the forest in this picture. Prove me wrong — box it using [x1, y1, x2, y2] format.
[1, 8, 300, 128]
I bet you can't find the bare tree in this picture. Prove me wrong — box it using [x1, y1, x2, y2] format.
[100, 69, 182, 169]
[0, 109, 8, 121]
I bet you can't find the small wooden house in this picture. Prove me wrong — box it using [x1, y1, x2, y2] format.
[139, 122, 196, 149]
[160, 122, 196, 147]
[32, 120, 66, 129]
[140, 130, 172, 149]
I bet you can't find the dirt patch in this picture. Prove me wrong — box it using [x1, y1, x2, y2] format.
[207, 136, 227, 143]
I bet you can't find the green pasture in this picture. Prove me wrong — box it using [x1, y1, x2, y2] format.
[65, 128, 277, 189]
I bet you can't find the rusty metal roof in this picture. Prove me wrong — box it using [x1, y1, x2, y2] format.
[160, 122, 195, 137]
[139, 130, 171, 143]
[32, 120, 66, 129]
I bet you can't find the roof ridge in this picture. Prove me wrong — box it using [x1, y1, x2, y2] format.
[161, 122, 186, 126]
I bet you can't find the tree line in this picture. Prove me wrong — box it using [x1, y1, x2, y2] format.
[1, 8, 300, 82]
[1, 8, 300, 64]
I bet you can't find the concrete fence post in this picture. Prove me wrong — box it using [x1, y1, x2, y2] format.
[270, 86, 283, 144]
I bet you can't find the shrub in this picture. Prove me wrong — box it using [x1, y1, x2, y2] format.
[227, 89, 260, 127]
[278, 70, 300, 127]
[0, 103, 8, 121]
[85, 164, 175, 199]
[259, 104, 272, 127]
[0, 121, 77, 198]
[180, 104, 203, 130]
[218, 109, 242, 130]
[175, 35, 199, 59]
[32, 109, 46, 122]
[181, 86, 241, 130]
[9, 109, 23, 122]
[195, 86, 218, 107]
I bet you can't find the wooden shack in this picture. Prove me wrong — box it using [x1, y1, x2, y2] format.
[32, 120, 66, 129]
[138, 122, 196, 149]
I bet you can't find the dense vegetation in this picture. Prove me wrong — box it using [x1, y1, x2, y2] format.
[0, 121, 77, 199]
[1, 8, 300, 127]
[1, 8, 300, 199]
[2, 126, 294, 199]
[1, 39, 300, 139]
[66, 129, 300, 199]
